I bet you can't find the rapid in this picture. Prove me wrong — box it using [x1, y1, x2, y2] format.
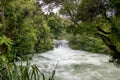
[30, 40, 120, 80]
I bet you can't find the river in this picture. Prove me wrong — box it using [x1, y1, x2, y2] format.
[30, 40, 120, 80]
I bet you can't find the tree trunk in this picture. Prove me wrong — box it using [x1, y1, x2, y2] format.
[95, 32, 120, 60]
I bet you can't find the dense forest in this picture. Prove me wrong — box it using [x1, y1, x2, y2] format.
[0, 0, 120, 80]
[0, 0, 68, 61]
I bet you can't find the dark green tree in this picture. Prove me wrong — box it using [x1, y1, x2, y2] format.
[76, 0, 120, 63]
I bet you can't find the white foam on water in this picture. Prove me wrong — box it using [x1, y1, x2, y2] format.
[21, 39, 120, 80]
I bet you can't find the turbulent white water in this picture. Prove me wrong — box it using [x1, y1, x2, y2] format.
[31, 40, 120, 80]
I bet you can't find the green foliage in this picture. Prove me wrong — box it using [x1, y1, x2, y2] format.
[1, 0, 53, 58]
[7, 62, 40, 80]
[47, 16, 61, 38]
[0, 60, 56, 80]
[109, 0, 120, 16]
[109, 17, 120, 52]
[16, 18, 38, 55]
[37, 0, 120, 65]
[0, 35, 14, 62]
[68, 33, 109, 54]
[75, 0, 120, 63]
[0, 55, 8, 65]
[66, 19, 108, 54]
[35, 21, 53, 53]
[1, 0, 13, 7]
[0, 35, 13, 53]
[47, 13, 70, 39]
[77, 0, 101, 21]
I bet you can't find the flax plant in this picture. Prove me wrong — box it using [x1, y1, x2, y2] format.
[5, 60, 56, 80]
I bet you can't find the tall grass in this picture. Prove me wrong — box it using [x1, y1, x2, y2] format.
[0, 60, 56, 80]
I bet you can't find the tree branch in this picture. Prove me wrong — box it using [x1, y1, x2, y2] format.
[96, 26, 110, 34]
[95, 33, 120, 59]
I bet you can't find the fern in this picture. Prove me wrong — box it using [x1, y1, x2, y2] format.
[0, 35, 13, 52]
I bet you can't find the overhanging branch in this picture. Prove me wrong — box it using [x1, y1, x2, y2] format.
[96, 26, 110, 34]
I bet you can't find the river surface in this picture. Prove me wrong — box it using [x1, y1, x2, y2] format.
[30, 40, 120, 80]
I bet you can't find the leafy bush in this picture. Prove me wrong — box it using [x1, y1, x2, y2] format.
[2, 0, 53, 58]
[68, 34, 109, 54]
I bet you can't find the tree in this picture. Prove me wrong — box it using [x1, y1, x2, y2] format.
[41, 0, 120, 63]
[0, 0, 53, 59]
[76, 0, 120, 63]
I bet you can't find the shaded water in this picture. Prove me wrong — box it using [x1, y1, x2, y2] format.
[31, 40, 120, 80]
